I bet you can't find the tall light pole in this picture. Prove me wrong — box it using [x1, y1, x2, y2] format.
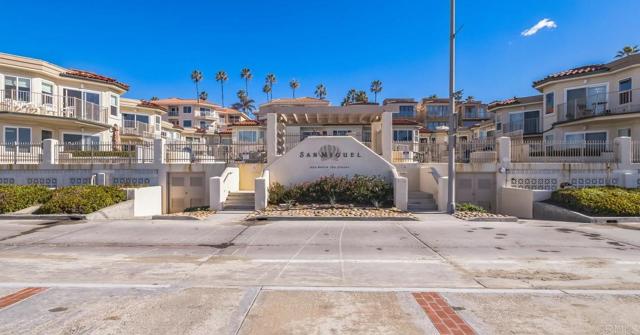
[447, 0, 457, 214]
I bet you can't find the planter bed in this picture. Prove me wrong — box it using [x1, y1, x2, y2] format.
[247, 204, 415, 221]
[453, 211, 517, 222]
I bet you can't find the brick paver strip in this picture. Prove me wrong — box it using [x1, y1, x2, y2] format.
[0, 287, 47, 309]
[413, 292, 476, 335]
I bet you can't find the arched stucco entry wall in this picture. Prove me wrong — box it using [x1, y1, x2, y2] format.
[256, 136, 408, 210]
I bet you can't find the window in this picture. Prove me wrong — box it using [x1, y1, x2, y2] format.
[618, 128, 631, 137]
[200, 121, 207, 129]
[41, 130, 53, 140]
[4, 127, 32, 152]
[122, 113, 149, 128]
[545, 92, 554, 114]
[332, 130, 349, 136]
[110, 95, 119, 116]
[619, 79, 632, 105]
[155, 116, 161, 132]
[62, 133, 99, 150]
[238, 130, 258, 143]
[396, 105, 415, 118]
[183, 120, 192, 128]
[4, 76, 31, 102]
[427, 121, 447, 131]
[183, 106, 192, 114]
[42, 82, 54, 105]
[545, 134, 554, 143]
[565, 131, 607, 144]
[199, 107, 211, 116]
[427, 105, 449, 118]
[393, 130, 413, 142]
[566, 85, 607, 118]
[496, 122, 502, 131]
[169, 107, 179, 117]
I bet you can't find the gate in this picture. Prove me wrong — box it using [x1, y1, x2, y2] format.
[168, 172, 206, 213]
[238, 163, 265, 191]
[456, 173, 496, 211]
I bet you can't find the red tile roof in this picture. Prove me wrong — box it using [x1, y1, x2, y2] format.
[217, 128, 232, 135]
[392, 118, 420, 126]
[488, 95, 542, 110]
[231, 120, 262, 127]
[533, 65, 607, 87]
[137, 100, 167, 111]
[60, 69, 129, 90]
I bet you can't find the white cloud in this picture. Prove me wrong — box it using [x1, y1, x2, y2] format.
[521, 18, 557, 37]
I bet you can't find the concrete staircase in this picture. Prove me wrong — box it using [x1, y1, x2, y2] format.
[407, 191, 438, 212]
[223, 192, 255, 211]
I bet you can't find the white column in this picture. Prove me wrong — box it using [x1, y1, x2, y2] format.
[381, 112, 393, 162]
[42, 139, 58, 167]
[614, 136, 632, 166]
[266, 113, 278, 163]
[209, 176, 223, 211]
[154, 138, 166, 165]
[254, 170, 269, 210]
[497, 136, 511, 165]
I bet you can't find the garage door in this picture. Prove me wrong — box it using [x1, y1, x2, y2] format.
[168, 172, 205, 213]
[456, 173, 496, 211]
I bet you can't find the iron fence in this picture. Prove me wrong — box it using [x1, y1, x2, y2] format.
[55, 142, 154, 164]
[511, 140, 616, 163]
[0, 143, 43, 164]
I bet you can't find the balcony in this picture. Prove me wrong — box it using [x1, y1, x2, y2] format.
[197, 111, 219, 121]
[0, 89, 110, 126]
[463, 110, 490, 119]
[557, 88, 640, 124]
[121, 120, 156, 138]
[168, 111, 179, 117]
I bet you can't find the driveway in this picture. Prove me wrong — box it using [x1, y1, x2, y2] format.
[0, 214, 639, 334]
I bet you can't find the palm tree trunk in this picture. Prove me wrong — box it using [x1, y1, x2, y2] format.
[221, 84, 225, 107]
[374, 92, 377, 103]
[196, 83, 199, 104]
[245, 80, 249, 96]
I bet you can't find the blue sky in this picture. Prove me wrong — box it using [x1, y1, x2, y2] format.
[2, 0, 639, 106]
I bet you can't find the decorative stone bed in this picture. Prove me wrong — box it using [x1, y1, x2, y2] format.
[247, 204, 415, 220]
[453, 211, 517, 222]
[157, 209, 217, 220]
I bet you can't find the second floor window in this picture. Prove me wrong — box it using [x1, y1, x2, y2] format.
[183, 120, 192, 128]
[169, 107, 179, 116]
[397, 105, 415, 118]
[183, 106, 192, 114]
[393, 130, 413, 142]
[110, 95, 119, 116]
[427, 105, 449, 117]
[42, 82, 54, 105]
[619, 78, 632, 104]
[4, 76, 31, 102]
[545, 92, 554, 114]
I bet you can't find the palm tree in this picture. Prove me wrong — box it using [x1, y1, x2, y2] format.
[341, 89, 357, 106]
[215, 71, 228, 106]
[427, 94, 438, 99]
[616, 45, 639, 58]
[466, 95, 475, 102]
[314, 84, 327, 100]
[150, 96, 159, 101]
[262, 84, 272, 101]
[232, 89, 256, 115]
[370, 80, 383, 103]
[355, 90, 369, 103]
[199, 91, 208, 102]
[265, 73, 277, 101]
[190, 70, 203, 102]
[453, 89, 464, 102]
[240, 68, 253, 95]
[289, 79, 300, 98]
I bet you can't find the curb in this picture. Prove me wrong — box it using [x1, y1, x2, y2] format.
[151, 215, 200, 221]
[0, 214, 85, 221]
[246, 215, 418, 221]
[462, 216, 519, 222]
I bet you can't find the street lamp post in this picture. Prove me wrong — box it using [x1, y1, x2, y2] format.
[447, 0, 457, 214]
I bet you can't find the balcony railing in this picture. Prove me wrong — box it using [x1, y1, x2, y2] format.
[392, 140, 497, 163]
[511, 139, 616, 163]
[1, 89, 110, 126]
[557, 88, 640, 123]
[168, 111, 179, 117]
[55, 142, 154, 164]
[0, 143, 43, 164]
[165, 142, 266, 164]
[463, 109, 490, 119]
[121, 120, 155, 138]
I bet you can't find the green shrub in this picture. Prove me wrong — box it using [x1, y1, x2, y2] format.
[0, 185, 53, 214]
[456, 202, 487, 213]
[37, 185, 127, 214]
[550, 186, 640, 217]
[268, 175, 393, 207]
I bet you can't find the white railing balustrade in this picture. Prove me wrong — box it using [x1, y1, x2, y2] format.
[1, 89, 110, 125]
[0, 143, 43, 164]
[55, 143, 154, 164]
[511, 139, 616, 163]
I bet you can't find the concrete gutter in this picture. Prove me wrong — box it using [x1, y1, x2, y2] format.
[151, 215, 199, 221]
[533, 201, 640, 224]
[463, 216, 518, 222]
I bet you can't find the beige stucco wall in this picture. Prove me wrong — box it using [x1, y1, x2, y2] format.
[539, 66, 640, 132]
